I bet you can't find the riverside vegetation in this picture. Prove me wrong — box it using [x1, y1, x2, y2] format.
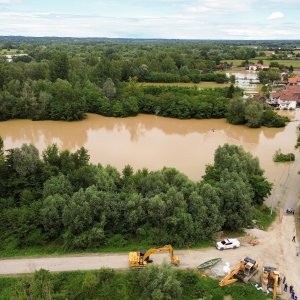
[273, 150, 295, 162]
[0, 137, 272, 254]
[0, 267, 269, 300]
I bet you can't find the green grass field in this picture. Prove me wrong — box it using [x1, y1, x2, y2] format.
[0, 49, 23, 55]
[139, 81, 230, 88]
[223, 59, 300, 68]
[0, 240, 213, 259]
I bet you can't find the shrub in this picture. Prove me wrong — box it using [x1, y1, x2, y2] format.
[273, 150, 295, 162]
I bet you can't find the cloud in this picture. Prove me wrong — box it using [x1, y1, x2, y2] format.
[0, 0, 21, 3]
[267, 12, 284, 19]
[185, 0, 254, 14]
[0, 11, 299, 39]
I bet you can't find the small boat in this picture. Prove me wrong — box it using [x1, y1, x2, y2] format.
[197, 258, 222, 270]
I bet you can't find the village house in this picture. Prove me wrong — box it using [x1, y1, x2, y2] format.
[288, 75, 300, 86]
[269, 85, 300, 109]
[248, 64, 269, 71]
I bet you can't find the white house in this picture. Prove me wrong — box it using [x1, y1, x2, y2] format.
[269, 86, 300, 109]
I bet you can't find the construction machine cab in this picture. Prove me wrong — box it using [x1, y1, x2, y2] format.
[219, 257, 259, 287]
[262, 266, 281, 300]
[244, 257, 258, 275]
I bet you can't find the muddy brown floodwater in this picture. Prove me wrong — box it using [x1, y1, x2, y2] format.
[0, 111, 299, 186]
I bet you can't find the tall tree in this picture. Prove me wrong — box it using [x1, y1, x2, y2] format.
[245, 101, 263, 128]
[102, 78, 116, 100]
[50, 52, 69, 81]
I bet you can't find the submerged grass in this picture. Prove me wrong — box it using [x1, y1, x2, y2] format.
[253, 206, 276, 231]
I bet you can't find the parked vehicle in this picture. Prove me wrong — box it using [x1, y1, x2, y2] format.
[216, 239, 240, 250]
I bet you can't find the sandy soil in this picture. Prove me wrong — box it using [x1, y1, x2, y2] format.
[0, 214, 299, 298]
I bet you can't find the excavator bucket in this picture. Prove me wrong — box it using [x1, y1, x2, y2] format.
[172, 255, 180, 266]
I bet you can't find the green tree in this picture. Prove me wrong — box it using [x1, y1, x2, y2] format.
[50, 79, 85, 120]
[102, 78, 116, 100]
[43, 174, 73, 199]
[217, 171, 253, 230]
[226, 98, 245, 125]
[134, 265, 182, 300]
[62, 186, 107, 248]
[245, 101, 263, 128]
[41, 194, 67, 238]
[226, 84, 235, 98]
[7, 144, 40, 177]
[50, 52, 69, 81]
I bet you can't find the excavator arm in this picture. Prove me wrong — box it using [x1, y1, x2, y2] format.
[129, 245, 180, 268]
[270, 272, 279, 300]
[142, 245, 180, 266]
[219, 262, 244, 287]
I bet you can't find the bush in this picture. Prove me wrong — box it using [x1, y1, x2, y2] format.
[0, 268, 270, 300]
[273, 150, 295, 162]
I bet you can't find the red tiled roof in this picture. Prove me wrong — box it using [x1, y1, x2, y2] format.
[286, 85, 300, 92]
[288, 78, 298, 83]
[271, 85, 300, 103]
[288, 75, 300, 83]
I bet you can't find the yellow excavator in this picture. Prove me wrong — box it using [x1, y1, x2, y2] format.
[261, 266, 281, 300]
[129, 245, 180, 269]
[219, 257, 259, 286]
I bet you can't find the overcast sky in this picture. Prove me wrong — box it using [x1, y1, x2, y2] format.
[0, 0, 300, 39]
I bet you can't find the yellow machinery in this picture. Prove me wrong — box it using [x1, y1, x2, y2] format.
[261, 266, 281, 300]
[129, 245, 180, 269]
[219, 257, 259, 286]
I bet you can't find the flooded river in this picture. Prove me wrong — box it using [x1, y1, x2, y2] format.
[0, 111, 299, 187]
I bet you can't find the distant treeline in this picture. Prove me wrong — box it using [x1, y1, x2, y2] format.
[0, 45, 288, 126]
[0, 140, 271, 251]
[0, 63, 235, 120]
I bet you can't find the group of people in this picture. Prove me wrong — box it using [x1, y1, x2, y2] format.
[286, 208, 295, 214]
[283, 277, 298, 300]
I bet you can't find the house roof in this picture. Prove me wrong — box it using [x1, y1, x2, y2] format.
[252, 94, 266, 101]
[288, 78, 298, 83]
[256, 64, 269, 68]
[288, 75, 300, 83]
[271, 85, 300, 103]
[286, 85, 300, 92]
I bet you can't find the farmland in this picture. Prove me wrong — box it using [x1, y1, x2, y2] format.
[224, 59, 300, 68]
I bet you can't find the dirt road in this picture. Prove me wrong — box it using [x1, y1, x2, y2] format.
[0, 215, 299, 297]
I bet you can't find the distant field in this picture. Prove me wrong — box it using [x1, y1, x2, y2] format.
[223, 59, 300, 68]
[139, 81, 230, 88]
[0, 49, 22, 55]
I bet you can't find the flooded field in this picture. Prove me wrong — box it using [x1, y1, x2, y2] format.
[0, 111, 299, 186]
[227, 70, 262, 94]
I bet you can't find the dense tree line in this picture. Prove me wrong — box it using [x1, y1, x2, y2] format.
[0, 42, 287, 124]
[0, 66, 235, 120]
[226, 98, 289, 128]
[0, 267, 269, 300]
[0, 138, 271, 251]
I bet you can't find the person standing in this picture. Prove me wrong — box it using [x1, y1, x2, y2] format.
[292, 236, 296, 242]
[290, 285, 294, 293]
[284, 283, 288, 292]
